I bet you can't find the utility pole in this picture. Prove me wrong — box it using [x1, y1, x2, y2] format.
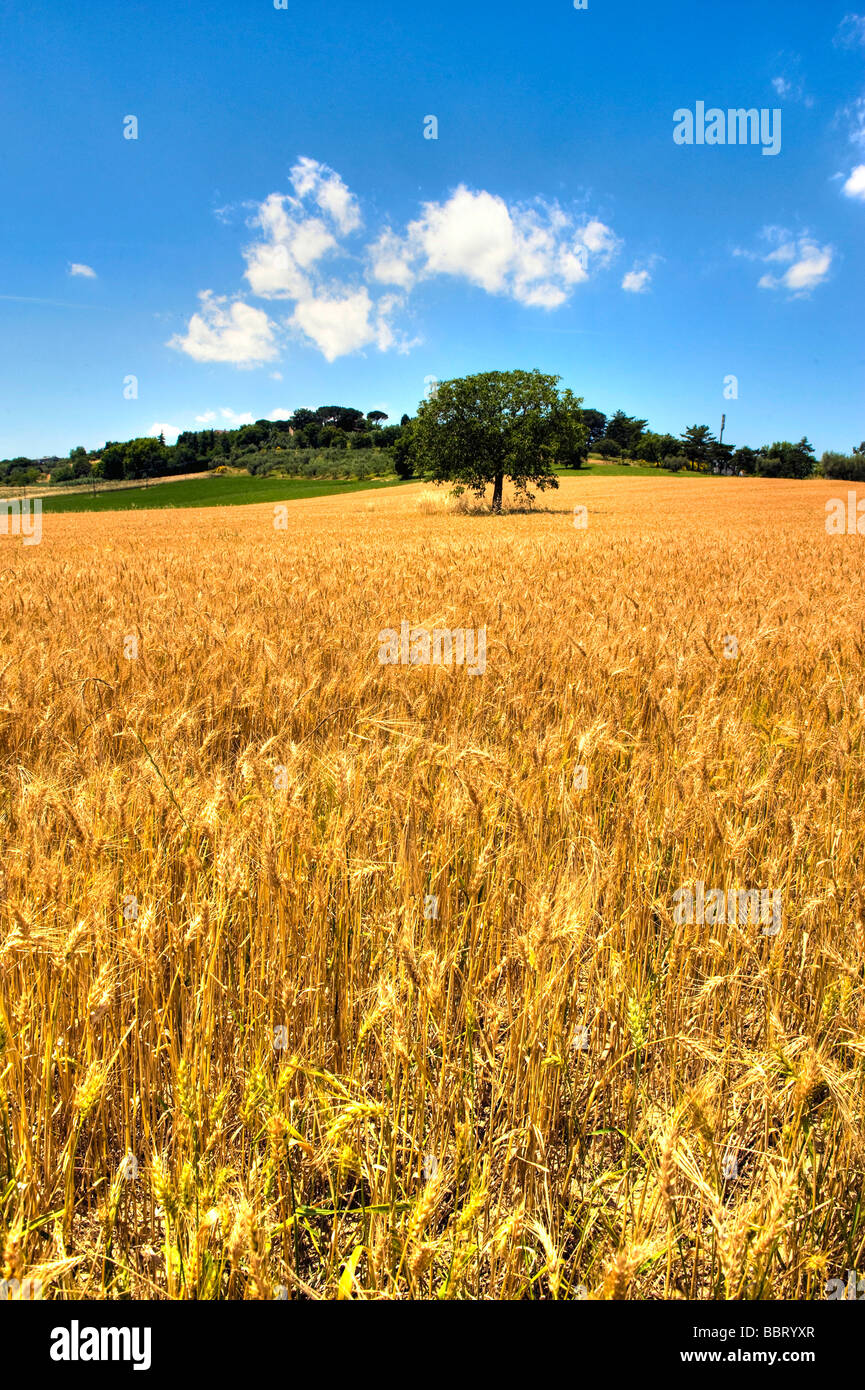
[719, 413, 726, 445]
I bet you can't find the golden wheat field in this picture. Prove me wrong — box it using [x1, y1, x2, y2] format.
[1, 474, 864, 1301]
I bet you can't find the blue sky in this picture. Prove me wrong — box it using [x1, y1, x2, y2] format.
[1, 0, 863, 458]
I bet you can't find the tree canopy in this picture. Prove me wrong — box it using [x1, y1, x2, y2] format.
[605, 410, 647, 454]
[405, 369, 586, 512]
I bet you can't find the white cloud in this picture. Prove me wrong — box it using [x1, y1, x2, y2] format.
[409, 188, 517, 293]
[835, 13, 865, 47]
[219, 407, 254, 425]
[267, 408, 291, 420]
[368, 228, 416, 289]
[291, 288, 381, 361]
[290, 156, 361, 235]
[622, 268, 651, 293]
[397, 188, 619, 308]
[68, 262, 96, 278]
[243, 191, 337, 299]
[753, 231, 833, 293]
[780, 247, 833, 290]
[169, 290, 278, 365]
[270, 371, 283, 380]
[843, 163, 865, 199]
[285, 217, 336, 267]
[771, 75, 811, 105]
[838, 93, 865, 149]
[769, 55, 812, 106]
[764, 241, 797, 263]
[577, 219, 618, 259]
[178, 159, 623, 364]
[244, 241, 313, 300]
[148, 422, 181, 443]
[193, 407, 258, 426]
[621, 252, 661, 294]
[234, 161, 410, 360]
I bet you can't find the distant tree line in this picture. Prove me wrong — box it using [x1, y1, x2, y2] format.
[3, 393, 864, 488]
[0, 406, 410, 486]
[573, 408, 865, 480]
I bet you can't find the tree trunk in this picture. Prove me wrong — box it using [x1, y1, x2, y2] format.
[491, 471, 504, 513]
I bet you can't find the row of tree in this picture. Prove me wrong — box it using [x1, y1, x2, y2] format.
[2, 381, 863, 488]
[0, 406, 409, 486]
[557, 407, 865, 479]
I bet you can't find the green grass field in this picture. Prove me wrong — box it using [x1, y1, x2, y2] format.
[33, 462, 700, 516]
[557, 460, 705, 477]
[579, 461, 689, 476]
[36, 474, 408, 515]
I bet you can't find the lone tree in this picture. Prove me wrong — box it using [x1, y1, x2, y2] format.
[407, 369, 586, 512]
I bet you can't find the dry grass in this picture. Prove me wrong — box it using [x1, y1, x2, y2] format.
[1, 475, 864, 1300]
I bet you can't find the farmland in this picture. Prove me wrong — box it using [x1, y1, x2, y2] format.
[5, 458, 698, 519]
[1, 475, 863, 1300]
[33, 473, 407, 516]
